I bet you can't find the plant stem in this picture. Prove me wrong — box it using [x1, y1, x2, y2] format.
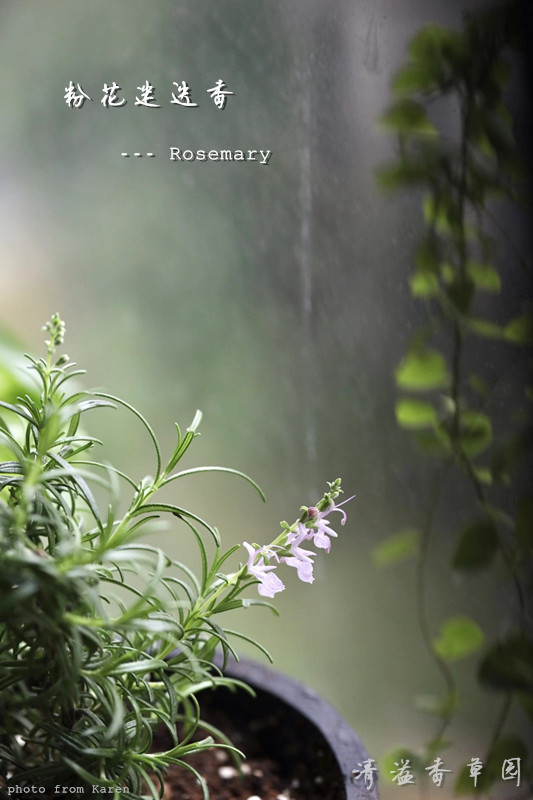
[416, 461, 457, 741]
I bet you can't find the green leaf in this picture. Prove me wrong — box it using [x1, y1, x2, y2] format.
[395, 399, 438, 429]
[459, 411, 492, 457]
[466, 261, 501, 292]
[408, 25, 466, 69]
[107, 657, 168, 676]
[504, 314, 533, 345]
[433, 616, 484, 662]
[479, 636, 533, 693]
[423, 192, 460, 234]
[396, 348, 449, 391]
[466, 318, 505, 340]
[410, 271, 440, 297]
[440, 262, 455, 283]
[379, 99, 437, 136]
[400, 30, 448, 98]
[473, 466, 492, 485]
[372, 529, 420, 567]
[452, 517, 499, 572]
[393, 60, 441, 94]
[163, 465, 265, 503]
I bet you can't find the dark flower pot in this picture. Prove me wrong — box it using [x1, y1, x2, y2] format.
[162, 655, 379, 799]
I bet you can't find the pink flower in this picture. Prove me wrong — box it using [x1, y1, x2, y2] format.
[243, 541, 285, 598]
[305, 496, 354, 553]
[243, 489, 354, 596]
[282, 542, 316, 583]
[287, 521, 310, 547]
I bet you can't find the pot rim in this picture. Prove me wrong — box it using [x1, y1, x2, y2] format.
[215, 654, 378, 800]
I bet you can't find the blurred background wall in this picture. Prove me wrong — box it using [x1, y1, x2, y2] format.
[0, 2, 529, 797]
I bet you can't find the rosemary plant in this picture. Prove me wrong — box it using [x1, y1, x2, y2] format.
[0, 315, 351, 798]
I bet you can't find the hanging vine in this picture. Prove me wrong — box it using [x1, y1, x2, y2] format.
[375, 1, 532, 795]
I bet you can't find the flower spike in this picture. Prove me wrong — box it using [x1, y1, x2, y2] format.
[243, 482, 354, 595]
[243, 542, 285, 598]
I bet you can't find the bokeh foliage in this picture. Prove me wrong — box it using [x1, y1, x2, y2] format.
[376, 2, 532, 794]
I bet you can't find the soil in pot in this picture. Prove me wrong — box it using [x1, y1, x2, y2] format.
[155, 680, 346, 800]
